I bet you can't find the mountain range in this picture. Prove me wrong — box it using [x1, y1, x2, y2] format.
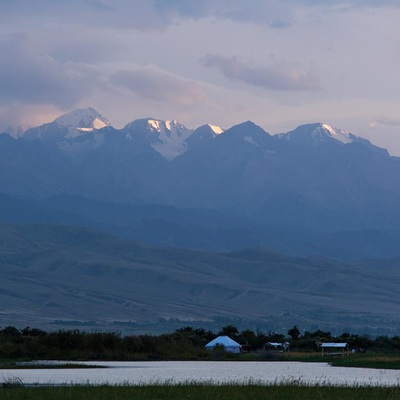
[1, 107, 400, 332]
[2, 107, 400, 259]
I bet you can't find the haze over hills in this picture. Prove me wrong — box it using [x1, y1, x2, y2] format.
[1, 222, 400, 334]
[1, 108, 400, 332]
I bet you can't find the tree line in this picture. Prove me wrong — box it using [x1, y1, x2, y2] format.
[1, 325, 400, 361]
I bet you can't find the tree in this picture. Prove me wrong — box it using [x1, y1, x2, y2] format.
[218, 325, 239, 337]
[0, 326, 23, 343]
[21, 327, 47, 337]
[288, 325, 300, 340]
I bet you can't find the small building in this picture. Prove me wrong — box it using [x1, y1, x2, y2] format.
[264, 342, 290, 352]
[320, 342, 349, 357]
[205, 336, 242, 353]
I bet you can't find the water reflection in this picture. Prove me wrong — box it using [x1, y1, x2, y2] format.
[2, 361, 400, 386]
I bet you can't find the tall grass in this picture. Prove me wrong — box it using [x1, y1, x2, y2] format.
[1, 383, 400, 400]
[288, 351, 400, 369]
[329, 354, 400, 369]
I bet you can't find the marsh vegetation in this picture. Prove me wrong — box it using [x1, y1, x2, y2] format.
[2, 383, 400, 400]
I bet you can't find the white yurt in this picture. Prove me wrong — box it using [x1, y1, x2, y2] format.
[205, 336, 242, 353]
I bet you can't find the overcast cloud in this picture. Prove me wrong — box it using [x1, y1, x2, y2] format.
[0, 33, 91, 107]
[109, 68, 208, 106]
[201, 54, 320, 91]
[1, 0, 400, 154]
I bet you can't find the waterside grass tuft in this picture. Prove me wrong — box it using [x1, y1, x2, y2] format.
[2, 383, 400, 400]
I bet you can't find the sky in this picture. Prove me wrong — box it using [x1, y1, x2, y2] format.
[1, 0, 400, 154]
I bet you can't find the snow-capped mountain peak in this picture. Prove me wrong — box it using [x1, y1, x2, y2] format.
[149, 119, 193, 160]
[183, 124, 224, 150]
[146, 119, 188, 137]
[54, 107, 110, 138]
[278, 122, 359, 145]
[23, 107, 110, 143]
[123, 118, 194, 160]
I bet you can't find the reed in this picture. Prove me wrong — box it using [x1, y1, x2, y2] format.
[2, 383, 400, 400]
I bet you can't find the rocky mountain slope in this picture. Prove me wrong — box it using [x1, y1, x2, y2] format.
[1, 223, 399, 333]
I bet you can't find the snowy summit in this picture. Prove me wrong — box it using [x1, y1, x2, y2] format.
[124, 118, 194, 160]
[150, 119, 193, 160]
[23, 107, 111, 143]
[53, 107, 110, 137]
[278, 123, 362, 145]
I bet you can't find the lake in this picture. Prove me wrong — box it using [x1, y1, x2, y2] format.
[2, 361, 400, 386]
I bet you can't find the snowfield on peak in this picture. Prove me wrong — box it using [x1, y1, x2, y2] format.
[54, 107, 110, 130]
[55, 108, 110, 139]
[122, 117, 196, 160]
[319, 124, 353, 144]
[277, 122, 362, 146]
[148, 119, 194, 160]
[22, 107, 111, 143]
[208, 124, 224, 134]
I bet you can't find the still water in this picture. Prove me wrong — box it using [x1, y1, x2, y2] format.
[2, 361, 400, 386]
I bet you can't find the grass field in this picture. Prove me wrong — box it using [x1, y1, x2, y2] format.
[286, 351, 400, 370]
[2, 383, 400, 400]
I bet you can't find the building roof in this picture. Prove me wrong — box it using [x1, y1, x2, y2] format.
[205, 335, 241, 348]
[320, 343, 348, 348]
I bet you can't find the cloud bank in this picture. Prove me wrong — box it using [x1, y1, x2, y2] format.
[1, 1, 398, 32]
[201, 54, 320, 91]
[0, 33, 91, 108]
[369, 117, 400, 128]
[109, 68, 208, 106]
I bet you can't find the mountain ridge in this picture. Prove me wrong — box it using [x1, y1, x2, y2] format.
[17, 107, 381, 160]
[2, 107, 400, 259]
